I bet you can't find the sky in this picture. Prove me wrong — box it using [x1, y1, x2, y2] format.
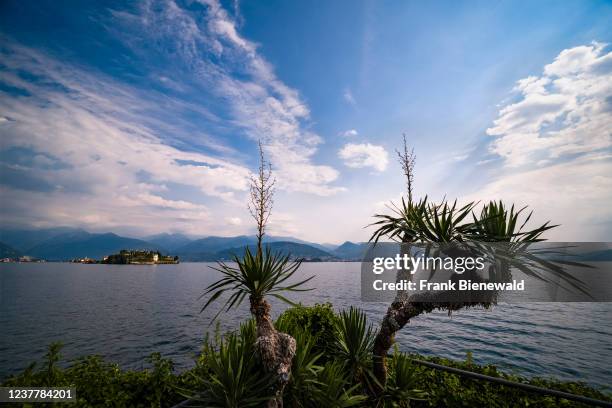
[0, 0, 611, 243]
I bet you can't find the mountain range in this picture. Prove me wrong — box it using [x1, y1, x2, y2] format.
[0, 227, 367, 262]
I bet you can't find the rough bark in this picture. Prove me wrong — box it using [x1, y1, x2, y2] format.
[371, 277, 496, 395]
[250, 295, 296, 408]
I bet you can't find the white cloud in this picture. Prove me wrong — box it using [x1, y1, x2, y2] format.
[343, 88, 356, 106]
[113, 0, 343, 196]
[486, 42, 612, 168]
[227, 217, 242, 226]
[135, 193, 209, 211]
[472, 42, 612, 240]
[338, 143, 389, 172]
[0, 40, 250, 235]
[340, 129, 358, 137]
[0, 0, 347, 236]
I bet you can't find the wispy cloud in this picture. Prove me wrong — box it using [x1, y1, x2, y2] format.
[338, 143, 389, 172]
[340, 129, 358, 137]
[0, 0, 347, 235]
[0, 39, 250, 234]
[343, 88, 357, 106]
[112, 0, 343, 196]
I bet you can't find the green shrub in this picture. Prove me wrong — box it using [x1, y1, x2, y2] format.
[404, 353, 611, 408]
[276, 302, 338, 359]
[2, 344, 187, 407]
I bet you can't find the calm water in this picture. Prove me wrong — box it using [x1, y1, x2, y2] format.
[0, 263, 610, 390]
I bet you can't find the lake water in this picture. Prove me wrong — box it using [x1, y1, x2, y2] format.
[0, 262, 610, 390]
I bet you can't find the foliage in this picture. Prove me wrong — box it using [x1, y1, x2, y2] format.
[310, 361, 367, 407]
[2, 343, 190, 407]
[333, 307, 377, 390]
[283, 329, 322, 407]
[467, 200, 555, 242]
[403, 353, 611, 408]
[370, 197, 477, 243]
[377, 348, 427, 407]
[188, 322, 275, 407]
[370, 196, 555, 244]
[3, 306, 611, 407]
[201, 246, 313, 319]
[276, 303, 338, 359]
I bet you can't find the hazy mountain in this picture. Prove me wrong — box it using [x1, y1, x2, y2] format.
[0, 241, 21, 258]
[318, 243, 340, 251]
[332, 241, 368, 260]
[0, 227, 360, 262]
[144, 233, 194, 250]
[175, 235, 258, 258]
[265, 236, 333, 253]
[0, 227, 83, 252]
[27, 231, 164, 261]
[181, 241, 337, 262]
[174, 235, 337, 260]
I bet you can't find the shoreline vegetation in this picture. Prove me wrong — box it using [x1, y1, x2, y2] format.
[2, 304, 610, 407]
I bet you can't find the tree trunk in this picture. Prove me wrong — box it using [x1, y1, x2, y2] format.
[250, 295, 296, 408]
[372, 300, 420, 394]
[371, 288, 496, 395]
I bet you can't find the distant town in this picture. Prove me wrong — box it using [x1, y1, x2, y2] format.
[0, 255, 46, 263]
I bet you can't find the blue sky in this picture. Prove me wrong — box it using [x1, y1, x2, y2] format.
[0, 0, 611, 243]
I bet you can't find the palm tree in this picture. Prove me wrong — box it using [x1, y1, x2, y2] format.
[201, 141, 313, 407]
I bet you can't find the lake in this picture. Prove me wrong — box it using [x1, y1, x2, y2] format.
[0, 262, 610, 390]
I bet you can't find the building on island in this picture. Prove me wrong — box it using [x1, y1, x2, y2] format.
[101, 250, 179, 265]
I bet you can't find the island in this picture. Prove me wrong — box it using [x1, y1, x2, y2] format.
[101, 250, 179, 264]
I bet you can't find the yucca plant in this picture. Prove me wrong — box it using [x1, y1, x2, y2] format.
[199, 140, 316, 407]
[376, 349, 427, 407]
[369, 197, 561, 392]
[201, 246, 313, 319]
[467, 200, 556, 243]
[283, 329, 323, 407]
[370, 196, 479, 244]
[367, 140, 570, 394]
[333, 307, 378, 391]
[200, 246, 313, 406]
[310, 361, 367, 407]
[189, 330, 275, 407]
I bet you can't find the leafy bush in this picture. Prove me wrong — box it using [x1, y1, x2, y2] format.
[403, 353, 611, 408]
[276, 303, 338, 359]
[2, 343, 190, 407]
